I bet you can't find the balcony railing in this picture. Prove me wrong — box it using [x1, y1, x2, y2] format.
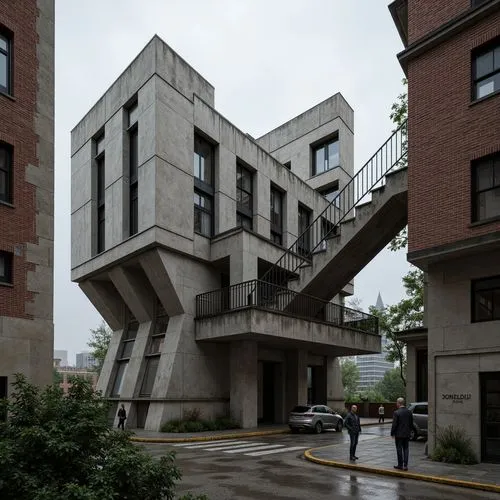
[196, 279, 379, 336]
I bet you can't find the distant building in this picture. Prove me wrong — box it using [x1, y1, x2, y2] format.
[76, 352, 97, 370]
[354, 293, 394, 390]
[54, 350, 69, 367]
[53, 359, 97, 393]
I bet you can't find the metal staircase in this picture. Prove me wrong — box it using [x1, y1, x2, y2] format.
[259, 119, 408, 290]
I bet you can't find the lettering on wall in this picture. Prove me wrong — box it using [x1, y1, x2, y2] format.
[441, 393, 472, 404]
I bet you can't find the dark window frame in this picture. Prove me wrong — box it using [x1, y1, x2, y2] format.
[0, 142, 13, 204]
[319, 182, 340, 208]
[236, 162, 253, 230]
[472, 36, 500, 101]
[95, 133, 105, 254]
[193, 134, 215, 238]
[471, 152, 500, 222]
[0, 250, 13, 284]
[128, 104, 139, 237]
[472, 275, 500, 323]
[194, 190, 213, 237]
[297, 203, 312, 256]
[471, 0, 490, 7]
[312, 136, 340, 176]
[0, 30, 12, 95]
[283, 161, 291, 170]
[270, 186, 284, 245]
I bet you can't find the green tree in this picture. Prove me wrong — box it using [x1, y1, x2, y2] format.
[374, 368, 406, 402]
[341, 359, 360, 399]
[0, 374, 206, 500]
[88, 321, 112, 375]
[52, 367, 63, 385]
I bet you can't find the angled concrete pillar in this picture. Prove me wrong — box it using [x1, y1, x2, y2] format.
[230, 340, 258, 428]
[285, 349, 308, 412]
[96, 328, 125, 395]
[79, 280, 124, 331]
[109, 266, 155, 322]
[326, 356, 344, 411]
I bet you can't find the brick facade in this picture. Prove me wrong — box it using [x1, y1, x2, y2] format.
[407, 9, 500, 254]
[0, 0, 38, 318]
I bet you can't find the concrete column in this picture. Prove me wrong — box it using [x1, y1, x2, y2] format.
[96, 327, 125, 395]
[79, 280, 124, 331]
[285, 349, 308, 412]
[230, 340, 258, 428]
[406, 343, 417, 403]
[326, 356, 344, 410]
[230, 249, 257, 284]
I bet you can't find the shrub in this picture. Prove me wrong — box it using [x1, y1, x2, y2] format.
[160, 415, 240, 433]
[333, 407, 348, 419]
[183, 407, 202, 422]
[0, 374, 201, 500]
[431, 425, 478, 465]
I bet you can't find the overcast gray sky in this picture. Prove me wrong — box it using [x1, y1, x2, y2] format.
[54, 0, 408, 364]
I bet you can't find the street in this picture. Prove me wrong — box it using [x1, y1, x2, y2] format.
[142, 425, 495, 499]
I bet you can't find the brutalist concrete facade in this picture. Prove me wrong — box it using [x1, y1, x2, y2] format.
[0, 0, 55, 394]
[70, 36, 376, 430]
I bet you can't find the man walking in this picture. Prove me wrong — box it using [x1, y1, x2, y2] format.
[344, 404, 361, 461]
[117, 403, 127, 431]
[391, 397, 413, 470]
[378, 404, 385, 424]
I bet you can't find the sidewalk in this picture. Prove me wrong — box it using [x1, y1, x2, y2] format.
[131, 417, 387, 443]
[305, 433, 500, 494]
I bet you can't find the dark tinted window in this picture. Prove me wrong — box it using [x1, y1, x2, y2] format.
[291, 406, 311, 413]
[472, 276, 500, 322]
[472, 38, 500, 100]
[412, 404, 427, 415]
[313, 137, 339, 175]
[0, 32, 11, 94]
[0, 142, 12, 203]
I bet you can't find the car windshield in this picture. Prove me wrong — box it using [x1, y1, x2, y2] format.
[291, 406, 311, 413]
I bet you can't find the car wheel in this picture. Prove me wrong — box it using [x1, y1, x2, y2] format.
[314, 421, 323, 434]
[410, 426, 418, 441]
[336, 420, 343, 432]
[290, 427, 299, 434]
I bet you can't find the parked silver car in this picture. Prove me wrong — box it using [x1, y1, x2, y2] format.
[288, 405, 344, 434]
[408, 402, 428, 440]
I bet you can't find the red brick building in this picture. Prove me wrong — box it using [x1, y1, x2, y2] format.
[0, 0, 55, 398]
[391, 0, 500, 462]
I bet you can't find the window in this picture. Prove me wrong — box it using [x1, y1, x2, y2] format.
[472, 276, 500, 322]
[472, 0, 490, 7]
[472, 152, 500, 222]
[95, 134, 105, 254]
[297, 204, 311, 256]
[0, 32, 11, 94]
[128, 102, 139, 236]
[270, 187, 283, 245]
[0, 376, 7, 421]
[313, 137, 339, 175]
[0, 251, 13, 284]
[0, 142, 12, 203]
[194, 134, 214, 237]
[319, 182, 340, 208]
[236, 163, 253, 230]
[473, 38, 500, 100]
[111, 362, 128, 396]
[111, 320, 137, 396]
[283, 161, 291, 170]
[140, 356, 159, 396]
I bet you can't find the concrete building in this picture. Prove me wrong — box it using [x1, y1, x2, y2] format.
[355, 293, 394, 390]
[70, 36, 408, 430]
[54, 349, 69, 367]
[76, 351, 97, 369]
[390, 0, 500, 462]
[0, 0, 55, 398]
[53, 359, 98, 394]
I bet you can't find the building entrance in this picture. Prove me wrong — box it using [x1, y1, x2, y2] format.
[481, 372, 500, 463]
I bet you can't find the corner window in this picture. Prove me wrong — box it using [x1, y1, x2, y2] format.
[0, 32, 11, 94]
[194, 134, 214, 237]
[472, 152, 500, 222]
[0, 251, 13, 284]
[194, 134, 214, 186]
[236, 163, 253, 230]
[319, 182, 340, 208]
[194, 191, 212, 237]
[128, 102, 139, 236]
[472, 276, 500, 322]
[270, 187, 283, 245]
[313, 137, 339, 176]
[0, 142, 12, 203]
[472, 38, 500, 100]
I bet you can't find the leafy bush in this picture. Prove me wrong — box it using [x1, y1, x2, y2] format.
[431, 425, 478, 465]
[160, 414, 240, 433]
[0, 374, 207, 500]
[183, 407, 202, 422]
[333, 407, 348, 419]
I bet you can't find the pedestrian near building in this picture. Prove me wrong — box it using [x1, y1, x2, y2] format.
[117, 404, 127, 430]
[378, 404, 385, 423]
[391, 397, 413, 471]
[344, 404, 362, 461]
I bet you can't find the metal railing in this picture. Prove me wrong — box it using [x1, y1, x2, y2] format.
[259, 119, 408, 288]
[196, 279, 379, 336]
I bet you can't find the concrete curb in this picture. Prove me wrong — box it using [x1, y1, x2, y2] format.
[130, 428, 290, 443]
[303, 449, 500, 494]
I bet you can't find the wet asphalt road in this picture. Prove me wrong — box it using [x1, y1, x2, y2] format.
[142, 425, 495, 499]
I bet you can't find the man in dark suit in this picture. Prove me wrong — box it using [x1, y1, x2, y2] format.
[344, 404, 361, 461]
[391, 397, 413, 470]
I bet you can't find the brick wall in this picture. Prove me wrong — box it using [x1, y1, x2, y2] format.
[0, 0, 38, 319]
[407, 10, 500, 254]
[408, 0, 470, 44]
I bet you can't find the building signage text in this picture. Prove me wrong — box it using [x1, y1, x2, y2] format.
[441, 393, 472, 404]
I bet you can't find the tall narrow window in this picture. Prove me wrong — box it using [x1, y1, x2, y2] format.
[236, 163, 253, 230]
[194, 134, 214, 237]
[0, 376, 7, 421]
[270, 187, 283, 245]
[0, 32, 11, 94]
[128, 102, 139, 236]
[297, 204, 312, 256]
[472, 38, 500, 100]
[95, 134, 105, 254]
[472, 276, 500, 322]
[0, 251, 13, 284]
[313, 137, 339, 175]
[111, 320, 138, 397]
[0, 142, 12, 204]
[472, 152, 500, 222]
